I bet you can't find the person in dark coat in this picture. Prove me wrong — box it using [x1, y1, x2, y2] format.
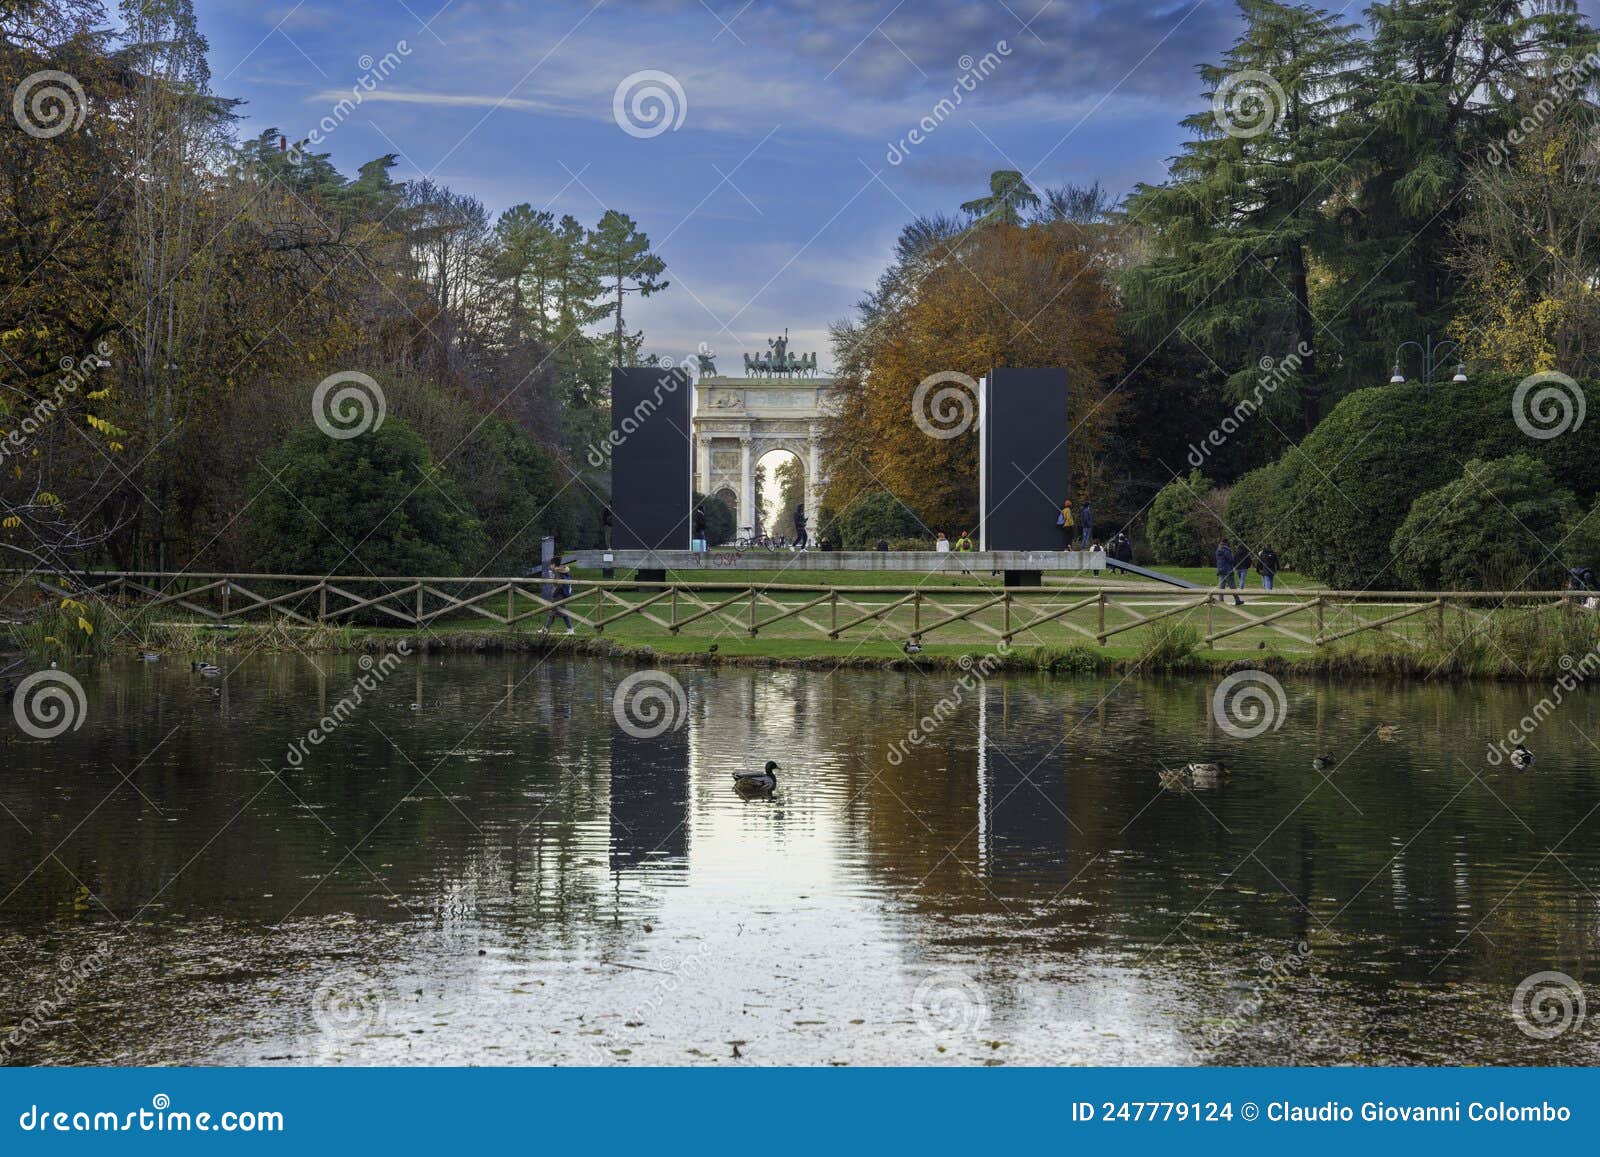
[1258, 545, 1280, 591]
[1079, 501, 1094, 549]
[1216, 539, 1243, 606]
[541, 560, 574, 634]
[692, 504, 708, 552]
[793, 502, 808, 551]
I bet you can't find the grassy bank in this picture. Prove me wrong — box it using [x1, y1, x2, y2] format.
[6, 575, 1596, 683]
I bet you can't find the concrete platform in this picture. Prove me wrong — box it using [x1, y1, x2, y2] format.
[570, 549, 1105, 575]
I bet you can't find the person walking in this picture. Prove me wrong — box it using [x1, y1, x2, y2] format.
[541, 560, 575, 634]
[955, 531, 974, 552]
[692, 504, 708, 553]
[1058, 499, 1075, 549]
[1233, 546, 1251, 590]
[600, 506, 613, 550]
[935, 531, 950, 553]
[1258, 544, 1279, 591]
[793, 502, 808, 551]
[1079, 501, 1094, 550]
[1216, 539, 1243, 606]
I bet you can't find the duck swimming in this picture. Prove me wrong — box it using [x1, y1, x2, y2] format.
[903, 639, 922, 655]
[1312, 753, 1334, 772]
[732, 761, 778, 796]
[1159, 762, 1228, 791]
[1509, 744, 1535, 770]
[1376, 722, 1401, 741]
[192, 662, 221, 678]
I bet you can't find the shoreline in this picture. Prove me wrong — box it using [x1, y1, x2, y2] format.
[80, 625, 1586, 682]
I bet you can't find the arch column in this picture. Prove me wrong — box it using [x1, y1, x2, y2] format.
[806, 424, 822, 528]
[696, 436, 712, 495]
[738, 437, 754, 532]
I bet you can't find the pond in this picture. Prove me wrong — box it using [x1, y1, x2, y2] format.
[2, 653, 1598, 1065]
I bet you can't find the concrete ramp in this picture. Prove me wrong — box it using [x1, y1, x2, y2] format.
[1104, 557, 1203, 589]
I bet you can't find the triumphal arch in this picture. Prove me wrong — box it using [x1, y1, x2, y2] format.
[691, 334, 834, 535]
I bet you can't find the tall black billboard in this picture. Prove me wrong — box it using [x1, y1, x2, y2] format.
[610, 366, 693, 551]
[980, 367, 1070, 551]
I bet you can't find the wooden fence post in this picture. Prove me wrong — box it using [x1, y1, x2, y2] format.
[415, 585, 424, 625]
[749, 586, 757, 636]
[1097, 590, 1106, 642]
[318, 583, 327, 622]
[1315, 596, 1324, 643]
[912, 591, 921, 637]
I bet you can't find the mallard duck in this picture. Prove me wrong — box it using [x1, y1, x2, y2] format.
[1509, 744, 1535, 770]
[732, 761, 778, 795]
[1376, 722, 1401, 741]
[903, 639, 922, 655]
[707, 643, 718, 655]
[137, 651, 160, 662]
[193, 662, 221, 678]
[1158, 762, 1228, 791]
[1312, 753, 1334, 772]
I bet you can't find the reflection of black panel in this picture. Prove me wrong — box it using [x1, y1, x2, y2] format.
[610, 367, 693, 551]
[981, 368, 1069, 551]
[982, 687, 1068, 875]
[609, 725, 690, 871]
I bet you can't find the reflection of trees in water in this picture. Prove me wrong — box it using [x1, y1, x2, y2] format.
[5, 660, 1600, 991]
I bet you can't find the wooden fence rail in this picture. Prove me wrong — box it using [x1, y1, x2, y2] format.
[2, 570, 1590, 652]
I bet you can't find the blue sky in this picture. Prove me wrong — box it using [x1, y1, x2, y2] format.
[194, 0, 1597, 366]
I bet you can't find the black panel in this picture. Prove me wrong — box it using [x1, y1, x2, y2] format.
[610, 367, 693, 551]
[981, 367, 1070, 551]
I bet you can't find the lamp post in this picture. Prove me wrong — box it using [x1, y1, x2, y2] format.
[1389, 337, 1468, 386]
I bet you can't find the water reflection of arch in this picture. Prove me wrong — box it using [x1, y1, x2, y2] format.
[979, 682, 1070, 876]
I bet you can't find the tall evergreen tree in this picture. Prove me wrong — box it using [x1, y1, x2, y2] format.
[1123, 0, 1362, 433]
[584, 210, 667, 366]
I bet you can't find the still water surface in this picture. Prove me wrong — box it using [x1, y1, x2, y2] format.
[3, 653, 1598, 1065]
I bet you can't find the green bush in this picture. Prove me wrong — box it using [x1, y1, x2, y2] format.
[1390, 455, 1576, 590]
[836, 490, 926, 549]
[249, 419, 484, 577]
[1145, 470, 1218, 566]
[693, 491, 736, 547]
[1225, 462, 1292, 564]
[1273, 375, 1600, 589]
[1563, 494, 1600, 572]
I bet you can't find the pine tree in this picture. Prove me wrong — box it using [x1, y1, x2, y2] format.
[1123, 0, 1362, 433]
[584, 210, 667, 366]
[959, 170, 1040, 226]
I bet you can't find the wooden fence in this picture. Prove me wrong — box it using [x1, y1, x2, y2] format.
[3, 570, 1591, 652]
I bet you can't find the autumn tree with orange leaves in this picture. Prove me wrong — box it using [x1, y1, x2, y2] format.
[823, 211, 1122, 537]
